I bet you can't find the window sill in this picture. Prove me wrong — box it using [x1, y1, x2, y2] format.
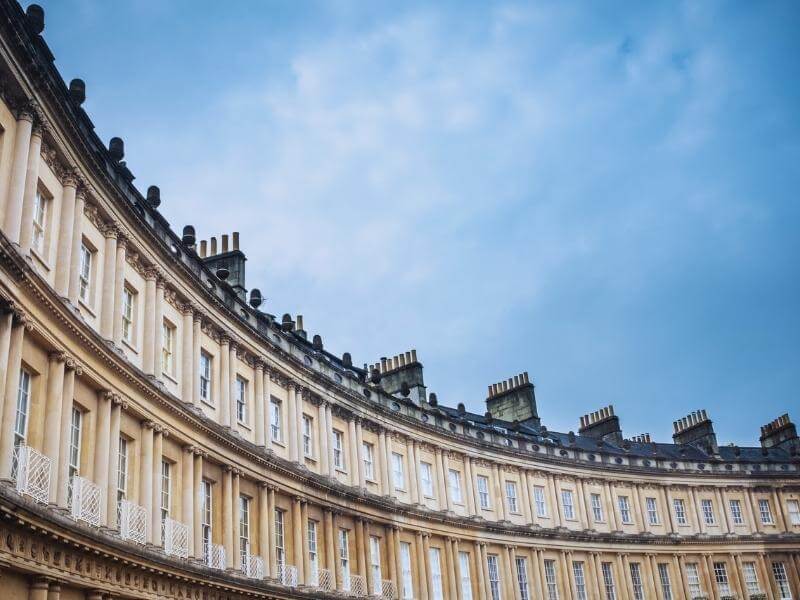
[78, 298, 96, 317]
[335, 468, 348, 475]
[162, 372, 179, 386]
[30, 247, 52, 272]
[200, 398, 216, 410]
[237, 421, 252, 431]
[304, 455, 317, 463]
[121, 338, 139, 354]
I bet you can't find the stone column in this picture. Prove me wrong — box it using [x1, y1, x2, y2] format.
[112, 237, 127, 345]
[219, 336, 230, 426]
[267, 486, 276, 577]
[416, 532, 429, 600]
[474, 542, 487, 600]
[324, 509, 335, 575]
[55, 363, 78, 507]
[745, 488, 760, 533]
[576, 478, 590, 529]
[228, 342, 238, 429]
[605, 481, 619, 531]
[46, 580, 60, 600]
[492, 463, 506, 521]
[27, 577, 49, 600]
[665, 487, 678, 534]
[264, 370, 273, 451]
[481, 543, 494, 600]
[520, 470, 533, 525]
[438, 448, 452, 512]
[292, 497, 303, 580]
[3, 105, 35, 245]
[182, 446, 194, 556]
[466, 457, 478, 516]
[509, 546, 521, 600]
[452, 539, 463, 600]
[88, 391, 112, 523]
[301, 500, 310, 583]
[254, 362, 265, 446]
[446, 538, 458, 600]
[643, 554, 659, 600]
[191, 451, 204, 558]
[222, 467, 233, 562]
[106, 397, 122, 528]
[42, 352, 66, 499]
[181, 305, 194, 403]
[689, 488, 705, 534]
[0, 311, 13, 414]
[99, 226, 118, 339]
[348, 418, 359, 485]
[319, 400, 329, 474]
[142, 271, 157, 374]
[363, 520, 374, 593]
[333, 512, 344, 590]
[386, 432, 396, 496]
[53, 172, 77, 296]
[285, 382, 296, 460]
[616, 555, 631, 600]
[151, 427, 164, 546]
[18, 123, 43, 254]
[716, 488, 731, 534]
[355, 518, 365, 579]
[0, 315, 27, 480]
[153, 277, 164, 381]
[325, 402, 335, 476]
[356, 419, 366, 487]
[192, 311, 201, 407]
[296, 386, 306, 463]
[140, 421, 154, 534]
[378, 428, 388, 494]
[85, 591, 104, 600]
[66, 189, 85, 304]
[232, 471, 241, 570]
[386, 526, 398, 591]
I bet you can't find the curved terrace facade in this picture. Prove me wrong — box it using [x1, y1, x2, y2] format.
[0, 2, 798, 599]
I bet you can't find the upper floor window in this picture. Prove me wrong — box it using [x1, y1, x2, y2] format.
[31, 188, 48, 254]
[121, 287, 135, 344]
[68, 407, 82, 479]
[199, 352, 212, 403]
[572, 561, 587, 600]
[772, 562, 791, 599]
[601, 562, 616, 600]
[685, 563, 702, 598]
[729, 499, 744, 525]
[116, 437, 128, 505]
[274, 509, 285, 566]
[369, 535, 382, 595]
[201, 480, 212, 562]
[332, 430, 345, 470]
[590, 493, 604, 522]
[161, 461, 171, 528]
[533, 485, 547, 518]
[362, 441, 374, 480]
[392, 452, 405, 490]
[543, 559, 559, 600]
[448, 469, 462, 504]
[645, 497, 659, 525]
[302, 415, 314, 457]
[400, 542, 413, 600]
[429, 547, 444, 600]
[713, 562, 731, 596]
[506, 481, 519, 513]
[516, 556, 530, 600]
[235, 377, 248, 424]
[560, 489, 574, 520]
[487, 554, 501, 600]
[459, 551, 473, 600]
[420, 462, 434, 498]
[758, 499, 773, 524]
[788, 499, 800, 525]
[239, 495, 250, 566]
[308, 519, 318, 574]
[701, 499, 715, 525]
[617, 496, 632, 524]
[78, 243, 93, 304]
[161, 320, 175, 376]
[270, 398, 282, 441]
[673, 498, 687, 525]
[477, 475, 491, 509]
[742, 562, 760, 596]
[629, 562, 644, 600]
[14, 369, 31, 449]
[338, 528, 349, 577]
[657, 563, 673, 600]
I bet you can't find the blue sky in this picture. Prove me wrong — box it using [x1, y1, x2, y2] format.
[34, 1, 799, 445]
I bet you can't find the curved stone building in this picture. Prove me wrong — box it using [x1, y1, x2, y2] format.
[0, 2, 798, 599]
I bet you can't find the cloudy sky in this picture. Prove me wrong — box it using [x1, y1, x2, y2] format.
[34, 1, 799, 445]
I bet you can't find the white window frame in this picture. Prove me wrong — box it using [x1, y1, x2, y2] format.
[78, 243, 92, 303]
[14, 369, 31, 450]
[117, 437, 128, 506]
[487, 554, 502, 600]
[506, 481, 519, 513]
[302, 415, 314, 458]
[713, 561, 731, 596]
[392, 452, 405, 490]
[369, 535, 382, 595]
[459, 551, 473, 600]
[235, 376, 248, 424]
[400, 541, 413, 599]
[534, 485, 547, 517]
[685, 563, 702, 598]
[161, 320, 175, 376]
[743, 562, 760, 596]
[772, 561, 791, 600]
[544, 559, 559, 600]
[658, 563, 673, 600]
[338, 528, 349, 580]
[429, 547, 444, 600]
[787, 499, 800, 525]
[601, 562, 617, 600]
[572, 561, 587, 600]
[515, 556, 530, 600]
[239, 495, 250, 567]
[333, 430, 345, 470]
[161, 460, 171, 530]
[758, 498, 773, 524]
[31, 188, 47, 254]
[673, 498, 687, 525]
[362, 441, 374, 480]
[590, 493, 604, 522]
[68, 407, 82, 479]
[308, 519, 318, 576]
[121, 286, 135, 344]
[701, 498, 715, 525]
[270, 398, 282, 441]
[199, 351, 212, 403]
[618, 496, 632, 524]
[275, 509, 286, 567]
[646, 497, 659, 525]
[729, 498, 744, 525]
[477, 475, 491, 509]
[561, 489, 574, 520]
[420, 462, 434, 498]
[449, 469, 463, 504]
[629, 562, 644, 600]
[201, 480, 212, 562]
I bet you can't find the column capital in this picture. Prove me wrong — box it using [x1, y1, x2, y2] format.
[48, 350, 68, 363]
[142, 420, 157, 430]
[58, 166, 82, 188]
[101, 222, 120, 239]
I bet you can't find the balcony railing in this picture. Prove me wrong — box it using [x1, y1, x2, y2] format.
[118, 499, 147, 545]
[244, 554, 265, 579]
[207, 544, 225, 570]
[12, 445, 51, 505]
[381, 580, 397, 599]
[163, 517, 189, 559]
[309, 567, 334, 592]
[349, 573, 367, 597]
[277, 563, 298, 587]
[69, 475, 102, 526]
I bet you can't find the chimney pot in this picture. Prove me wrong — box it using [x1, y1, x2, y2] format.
[233, 232, 240, 251]
[210, 237, 217, 255]
[199, 240, 207, 257]
[296, 315, 304, 331]
[221, 234, 229, 253]
[411, 349, 418, 362]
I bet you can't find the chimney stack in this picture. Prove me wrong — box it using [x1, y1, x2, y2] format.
[198, 231, 248, 301]
[485, 372, 539, 426]
[759, 413, 798, 452]
[672, 409, 718, 455]
[372, 349, 426, 405]
[578, 404, 623, 444]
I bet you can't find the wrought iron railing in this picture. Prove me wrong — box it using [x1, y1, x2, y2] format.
[244, 554, 265, 579]
[12, 445, 51, 504]
[163, 517, 189, 558]
[317, 568, 334, 592]
[349, 573, 367, 597]
[118, 499, 147, 545]
[277, 563, 298, 587]
[207, 544, 226, 570]
[381, 579, 397, 599]
[69, 475, 102, 526]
